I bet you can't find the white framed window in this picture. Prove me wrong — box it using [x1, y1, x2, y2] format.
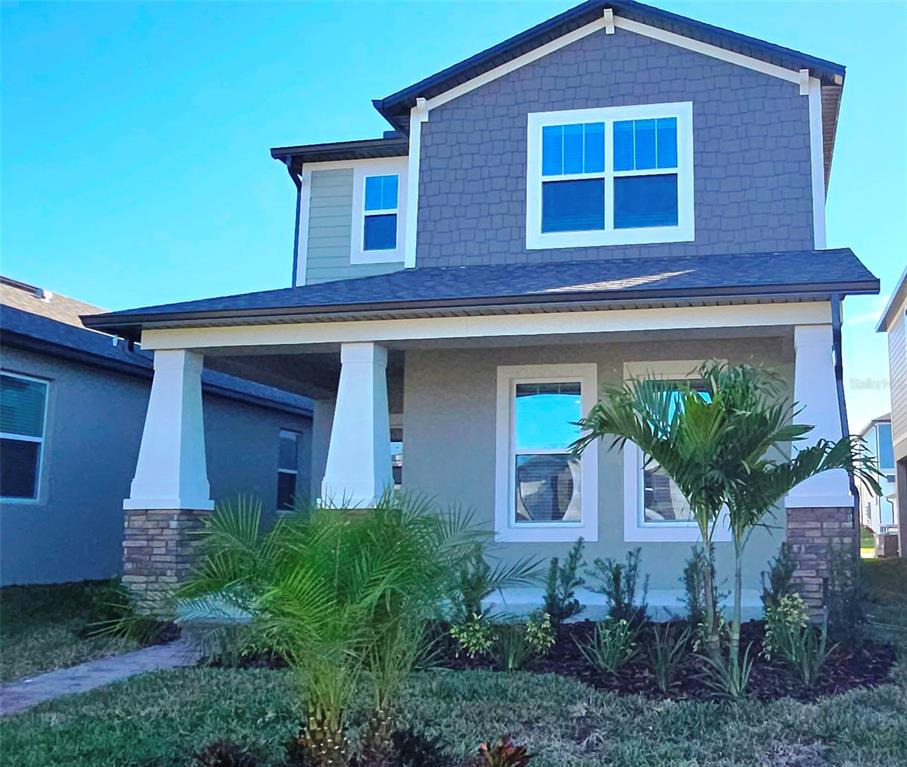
[495, 363, 598, 542]
[1, 371, 49, 502]
[277, 429, 300, 511]
[622, 361, 730, 542]
[350, 158, 407, 264]
[526, 102, 694, 250]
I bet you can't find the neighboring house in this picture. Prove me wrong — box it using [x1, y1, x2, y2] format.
[856, 415, 897, 535]
[0, 276, 313, 585]
[84, 0, 880, 615]
[878, 267, 907, 557]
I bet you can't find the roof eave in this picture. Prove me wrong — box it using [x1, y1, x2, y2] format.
[82, 279, 879, 343]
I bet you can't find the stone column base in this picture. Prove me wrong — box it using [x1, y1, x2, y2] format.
[786, 506, 856, 610]
[122, 508, 210, 614]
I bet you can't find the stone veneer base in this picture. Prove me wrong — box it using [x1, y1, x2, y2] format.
[122, 508, 210, 614]
[786, 506, 856, 611]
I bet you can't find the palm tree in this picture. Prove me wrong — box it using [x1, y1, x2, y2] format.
[572, 361, 881, 676]
[572, 372, 732, 659]
[178, 492, 478, 767]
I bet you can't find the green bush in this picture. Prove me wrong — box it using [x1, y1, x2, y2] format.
[450, 550, 541, 624]
[763, 593, 809, 661]
[451, 614, 496, 659]
[588, 547, 648, 624]
[576, 618, 638, 673]
[760, 543, 798, 612]
[827, 543, 864, 646]
[542, 538, 585, 627]
[780, 623, 836, 688]
[490, 612, 555, 671]
[646, 623, 691, 693]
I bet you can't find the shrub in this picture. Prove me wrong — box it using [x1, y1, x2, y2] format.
[490, 612, 555, 671]
[193, 741, 259, 767]
[760, 542, 798, 611]
[576, 618, 638, 673]
[763, 593, 809, 661]
[680, 544, 720, 628]
[542, 538, 585, 627]
[647, 623, 691, 693]
[450, 550, 541, 624]
[588, 547, 649, 624]
[476, 736, 533, 766]
[827, 543, 864, 646]
[450, 613, 496, 659]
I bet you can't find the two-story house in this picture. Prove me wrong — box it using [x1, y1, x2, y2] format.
[84, 0, 880, 615]
[856, 415, 897, 538]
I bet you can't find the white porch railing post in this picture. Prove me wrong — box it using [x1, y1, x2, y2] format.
[321, 342, 392, 507]
[124, 349, 213, 511]
[785, 324, 853, 509]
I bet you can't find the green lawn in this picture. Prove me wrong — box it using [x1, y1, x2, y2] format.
[0, 580, 138, 682]
[2, 664, 906, 767]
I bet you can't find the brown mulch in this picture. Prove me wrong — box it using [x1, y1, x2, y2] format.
[430, 620, 897, 702]
[202, 620, 896, 703]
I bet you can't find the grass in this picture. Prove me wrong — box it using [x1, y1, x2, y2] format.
[2, 664, 906, 766]
[0, 580, 138, 682]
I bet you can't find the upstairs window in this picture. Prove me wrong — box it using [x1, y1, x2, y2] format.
[527, 102, 693, 250]
[0, 372, 49, 501]
[363, 175, 398, 251]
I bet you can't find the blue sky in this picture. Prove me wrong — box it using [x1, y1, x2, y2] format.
[3, 0, 904, 430]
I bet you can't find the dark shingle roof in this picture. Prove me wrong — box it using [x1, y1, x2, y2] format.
[1, 285, 313, 416]
[83, 249, 878, 340]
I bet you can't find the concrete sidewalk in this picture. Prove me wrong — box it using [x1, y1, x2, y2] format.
[0, 639, 199, 717]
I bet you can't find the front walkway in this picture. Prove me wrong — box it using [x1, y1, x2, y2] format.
[0, 639, 199, 717]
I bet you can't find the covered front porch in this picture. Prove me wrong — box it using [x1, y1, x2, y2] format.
[114, 298, 854, 615]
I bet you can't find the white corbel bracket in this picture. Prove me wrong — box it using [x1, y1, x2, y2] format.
[799, 68, 810, 96]
[414, 96, 429, 123]
[603, 8, 615, 34]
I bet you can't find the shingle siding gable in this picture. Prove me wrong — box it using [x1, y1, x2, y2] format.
[417, 26, 814, 268]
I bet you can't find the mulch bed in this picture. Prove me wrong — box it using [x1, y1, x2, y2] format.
[202, 620, 896, 703]
[430, 620, 897, 702]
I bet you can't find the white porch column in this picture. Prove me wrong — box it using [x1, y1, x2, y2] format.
[124, 349, 213, 511]
[785, 324, 853, 508]
[321, 342, 392, 507]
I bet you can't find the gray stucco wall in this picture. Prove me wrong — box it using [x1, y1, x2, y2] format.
[1, 347, 311, 585]
[303, 169, 404, 285]
[402, 336, 794, 593]
[417, 26, 814, 267]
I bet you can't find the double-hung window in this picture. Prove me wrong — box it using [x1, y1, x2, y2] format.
[495, 364, 598, 542]
[622, 361, 730, 542]
[527, 102, 693, 249]
[0, 372, 49, 501]
[363, 175, 399, 251]
[277, 429, 300, 511]
[350, 160, 407, 264]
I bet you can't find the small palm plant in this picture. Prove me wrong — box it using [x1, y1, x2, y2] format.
[179, 492, 478, 767]
[573, 361, 881, 692]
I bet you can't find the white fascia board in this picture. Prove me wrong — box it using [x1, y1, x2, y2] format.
[808, 76, 827, 247]
[140, 301, 832, 351]
[295, 172, 311, 286]
[422, 15, 803, 117]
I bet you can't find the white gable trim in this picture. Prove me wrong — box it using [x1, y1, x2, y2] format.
[404, 98, 428, 269]
[808, 76, 827, 248]
[295, 172, 311, 287]
[422, 14, 804, 116]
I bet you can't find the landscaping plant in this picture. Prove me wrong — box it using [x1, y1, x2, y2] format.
[588, 547, 649, 624]
[827, 542, 865, 646]
[698, 641, 755, 700]
[450, 548, 541, 623]
[779, 622, 836, 688]
[490, 612, 555, 671]
[576, 618, 638, 673]
[179, 492, 478, 767]
[762, 593, 810, 661]
[647, 623, 691, 693]
[450, 613, 496, 659]
[476, 735, 533, 766]
[542, 538, 585, 627]
[760, 542, 798, 611]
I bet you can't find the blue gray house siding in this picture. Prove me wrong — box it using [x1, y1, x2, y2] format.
[417, 27, 815, 267]
[1, 346, 312, 585]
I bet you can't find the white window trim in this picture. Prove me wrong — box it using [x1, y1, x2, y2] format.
[495, 363, 598, 543]
[622, 360, 731, 543]
[277, 428, 301, 512]
[0, 370, 50, 504]
[526, 102, 694, 250]
[350, 158, 408, 265]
